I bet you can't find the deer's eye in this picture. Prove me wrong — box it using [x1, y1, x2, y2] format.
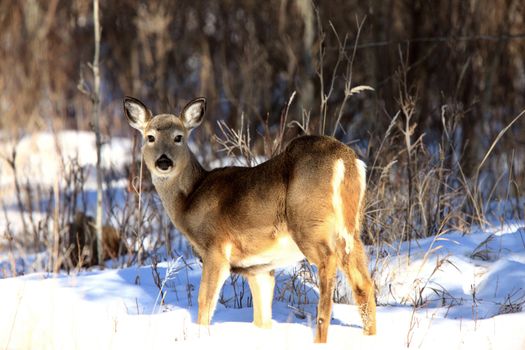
[174, 135, 183, 143]
[147, 135, 155, 143]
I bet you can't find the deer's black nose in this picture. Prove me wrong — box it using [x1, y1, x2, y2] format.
[155, 154, 173, 171]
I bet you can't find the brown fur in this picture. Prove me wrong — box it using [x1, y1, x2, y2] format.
[65, 212, 121, 268]
[123, 96, 376, 343]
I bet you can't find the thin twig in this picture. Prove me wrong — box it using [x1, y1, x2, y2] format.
[329, 32, 525, 51]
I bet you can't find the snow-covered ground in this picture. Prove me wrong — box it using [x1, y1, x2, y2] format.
[1, 224, 525, 349]
[0, 223, 525, 349]
[1, 131, 525, 349]
[0, 131, 131, 190]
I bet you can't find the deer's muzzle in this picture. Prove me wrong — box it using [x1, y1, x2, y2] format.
[155, 154, 174, 171]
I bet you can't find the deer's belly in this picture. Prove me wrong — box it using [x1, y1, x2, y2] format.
[229, 235, 305, 272]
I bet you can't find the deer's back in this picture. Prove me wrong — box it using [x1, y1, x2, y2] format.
[181, 135, 360, 270]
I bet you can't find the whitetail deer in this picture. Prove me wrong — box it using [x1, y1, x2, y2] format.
[123, 96, 376, 342]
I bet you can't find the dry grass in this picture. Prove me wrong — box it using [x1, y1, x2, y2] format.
[0, 7, 524, 328]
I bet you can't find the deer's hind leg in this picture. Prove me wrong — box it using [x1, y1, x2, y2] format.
[293, 235, 338, 343]
[337, 237, 376, 335]
[314, 252, 337, 343]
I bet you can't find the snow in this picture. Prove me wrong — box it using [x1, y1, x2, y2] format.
[1, 225, 524, 349]
[0, 131, 131, 190]
[1, 131, 525, 349]
[376, 222, 525, 319]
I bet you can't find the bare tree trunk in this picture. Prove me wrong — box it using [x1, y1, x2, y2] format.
[52, 171, 60, 272]
[92, 0, 104, 265]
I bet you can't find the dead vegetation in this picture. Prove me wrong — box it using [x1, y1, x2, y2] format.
[64, 212, 121, 269]
[0, 2, 524, 324]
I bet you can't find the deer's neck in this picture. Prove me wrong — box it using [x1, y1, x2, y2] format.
[176, 152, 206, 196]
[151, 152, 206, 230]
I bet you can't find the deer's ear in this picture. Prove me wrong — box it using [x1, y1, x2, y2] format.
[181, 97, 206, 131]
[123, 97, 152, 134]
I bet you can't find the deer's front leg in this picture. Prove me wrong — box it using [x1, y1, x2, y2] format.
[197, 252, 230, 326]
[247, 271, 275, 329]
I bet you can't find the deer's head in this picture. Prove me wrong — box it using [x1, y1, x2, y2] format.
[123, 97, 206, 179]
